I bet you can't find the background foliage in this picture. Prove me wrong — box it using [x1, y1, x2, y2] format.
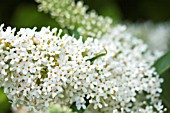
[0, 0, 170, 113]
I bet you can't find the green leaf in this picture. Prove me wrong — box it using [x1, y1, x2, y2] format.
[0, 88, 11, 113]
[47, 104, 75, 113]
[70, 103, 84, 113]
[70, 96, 90, 113]
[153, 51, 170, 112]
[153, 51, 170, 75]
[67, 29, 81, 40]
[87, 48, 107, 62]
[161, 69, 170, 112]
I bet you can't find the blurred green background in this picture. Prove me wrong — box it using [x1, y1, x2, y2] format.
[1, 0, 170, 28]
[0, 0, 170, 113]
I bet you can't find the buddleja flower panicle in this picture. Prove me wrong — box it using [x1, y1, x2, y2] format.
[0, 24, 166, 113]
[36, 0, 113, 38]
[127, 22, 170, 52]
[0, 24, 109, 112]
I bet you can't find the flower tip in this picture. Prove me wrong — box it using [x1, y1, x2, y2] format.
[57, 29, 62, 37]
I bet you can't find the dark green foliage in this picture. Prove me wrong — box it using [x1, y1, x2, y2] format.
[154, 51, 170, 112]
[154, 51, 170, 75]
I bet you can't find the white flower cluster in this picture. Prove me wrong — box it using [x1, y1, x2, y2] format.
[126, 22, 170, 52]
[0, 24, 110, 112]
[35, 0, 113, 38]
[92, 26, 165, 113]
[0, 24, 165, 113]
